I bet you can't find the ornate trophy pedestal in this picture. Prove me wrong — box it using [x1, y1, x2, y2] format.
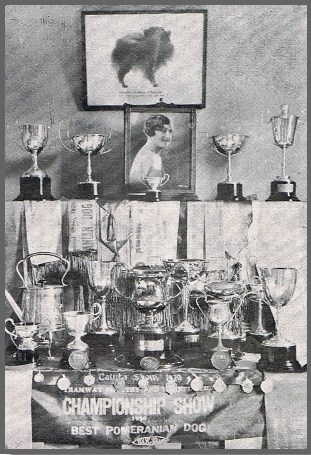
[77, 181, 100, 199]
[205, 334, 243, 361]
[257, 342, 302, 373]
[216, 182, 246, 202]
[15, 176, 55, 201]
[266, 177, 300, 201]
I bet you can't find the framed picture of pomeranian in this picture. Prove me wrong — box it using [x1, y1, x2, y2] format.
[124, 107, 197, 200]
[82, 9, 207, 109]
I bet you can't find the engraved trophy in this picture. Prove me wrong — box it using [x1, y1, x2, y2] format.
[257, 268, 301, 372]
[60, 311, 95, 370]
[15, 124, 55, 201]
[59, 130, 111, 199]
[213, 133, 248, 201]
[87, 261, 118, 353]
[140, 173, 170, 202]
[112, 264, 183, 370]
[267, 105, 300, 201]
[5, 319, 39, 365]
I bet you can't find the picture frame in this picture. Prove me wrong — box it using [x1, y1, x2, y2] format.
[82, 9, 207, 109]
[124, 107, 197, 200]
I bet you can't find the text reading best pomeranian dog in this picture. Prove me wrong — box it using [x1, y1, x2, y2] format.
[111, 27, 174, 88]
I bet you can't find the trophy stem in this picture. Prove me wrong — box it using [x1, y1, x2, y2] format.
[86, 151, 93, 183]
[226, 151, 232, 183]
[32, 150, 39, 173]
[216, 325, 225, 350]
[281, 145, 287, 179]
[255, 298, 265, 333]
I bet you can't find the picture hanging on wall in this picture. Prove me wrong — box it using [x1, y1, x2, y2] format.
[82, 9, 207, 109]
[124, 107, 196, 200]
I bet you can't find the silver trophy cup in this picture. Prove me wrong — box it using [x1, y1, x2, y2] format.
[15, 124, 55, 201]
[213, 133, 248, 201]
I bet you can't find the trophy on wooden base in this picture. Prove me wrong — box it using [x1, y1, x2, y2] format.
[15, 124, 55, 201]
[5, 319, 39, 365]
[257, 268, 301, 372]
[60, 311, 95, 370]
[59, 130, 112, 199]
[112, 264, 183, 370]
[267, 105, 300, 201]
[213, 133, 248, 202]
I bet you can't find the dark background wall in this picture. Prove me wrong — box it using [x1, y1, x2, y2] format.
[5, 4, 307, 201]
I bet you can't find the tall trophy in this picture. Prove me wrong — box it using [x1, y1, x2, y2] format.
[87, 261, 118, 353]
[15, 124, 55, 201]
[213, 133, 248, 201]
[164, 259, 208, 345]
[59, 131, 111, 199]
[267, 105, 300, 201]
[60, 311, 95, 370]
[140, 173, 170, 202]
[245, 257, 273, 351]
[257, 267, 301, 372]
[112, 264, 183, 370]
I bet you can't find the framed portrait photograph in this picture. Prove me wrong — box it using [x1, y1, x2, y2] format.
[125, 107, 196, 200]
[82, 9, 207, 109]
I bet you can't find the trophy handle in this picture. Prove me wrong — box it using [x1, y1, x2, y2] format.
[5, 318, 19, 348]
[58, 127, 76, 152]
[99, 130, 113, 154]
[110, 262, 131, 300]
[159, 173, 170, 187]
[139, 175, 148, 188]
[16, 252, 70, 287]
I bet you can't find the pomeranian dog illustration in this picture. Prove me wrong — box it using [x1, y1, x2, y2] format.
[111, 27, 174, 88]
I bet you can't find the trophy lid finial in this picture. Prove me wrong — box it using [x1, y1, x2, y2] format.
[280, 104, 290, 117]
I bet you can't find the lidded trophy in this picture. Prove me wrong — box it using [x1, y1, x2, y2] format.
[267, 104, 300, 201]
[15, 124, 55, 201]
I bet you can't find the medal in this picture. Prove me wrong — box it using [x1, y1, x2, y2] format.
[260, 378, 274, 394]
[84, 373, 95, 386]
[213, 377, 227, 393]
[57, 374, 71, 391]
[190, 375, 204, 392]
[34, 372, 44, 383]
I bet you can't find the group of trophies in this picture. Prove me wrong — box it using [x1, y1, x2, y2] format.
[14, 104, 300, 202]
[5, 253, 301, 374]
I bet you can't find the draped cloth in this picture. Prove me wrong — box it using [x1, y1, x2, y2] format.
[23, 200, 62, 266]
[129, 201, 180, 267]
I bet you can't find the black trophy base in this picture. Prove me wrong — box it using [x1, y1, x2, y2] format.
[15, 176, 55, 201]
[257, 343, 302, 373]
[115, 352, 183, 370]
[216, 182, 246, 202]
[60, 349, 95, 370]
[245, 331, 274, 354]
[266, 178, 300, 201]
[16, 348, 39, 365]
[204, 348, 234, 371]
[145, 190, 161, 202]
[175, 330, 200, 345]
[77, 182, 100, 199]
[82, 332, 119, 355]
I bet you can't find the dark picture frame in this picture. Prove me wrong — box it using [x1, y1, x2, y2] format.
[125, 107, 197, 200]
[82, 9, 207, 109]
